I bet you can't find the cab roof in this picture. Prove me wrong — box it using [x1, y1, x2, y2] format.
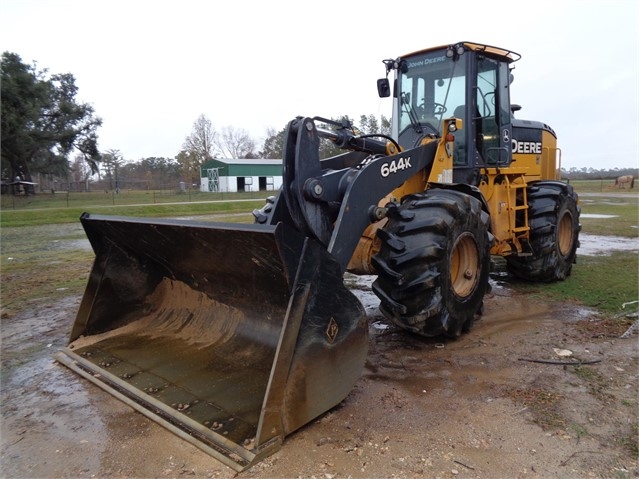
[402, 41, 521, 63]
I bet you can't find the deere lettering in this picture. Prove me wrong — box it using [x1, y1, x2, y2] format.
[407, 56, 446, 68]
[512, 139, 542, 154]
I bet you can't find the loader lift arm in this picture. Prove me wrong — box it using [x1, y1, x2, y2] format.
[269, 116, 438, 272]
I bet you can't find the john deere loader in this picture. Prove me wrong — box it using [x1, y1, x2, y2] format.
[56, 41, 580, 471]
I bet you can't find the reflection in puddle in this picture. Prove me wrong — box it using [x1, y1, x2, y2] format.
[0, 300, 106, 475]
[578, 234, 639, 256]
[371, 321, 390, 331]
[580, 214, 618, 219]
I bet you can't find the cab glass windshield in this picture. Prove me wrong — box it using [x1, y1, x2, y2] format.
[398, 50, 467, 136]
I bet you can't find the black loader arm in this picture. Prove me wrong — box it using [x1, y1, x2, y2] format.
[264, 116, 438, 273]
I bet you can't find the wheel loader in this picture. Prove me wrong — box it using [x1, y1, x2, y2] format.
[56, 41, 580, 471]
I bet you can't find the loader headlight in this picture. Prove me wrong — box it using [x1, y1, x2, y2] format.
[448, 122, 457, 133]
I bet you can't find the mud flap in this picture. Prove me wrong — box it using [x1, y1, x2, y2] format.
[55, 213, 368, 471]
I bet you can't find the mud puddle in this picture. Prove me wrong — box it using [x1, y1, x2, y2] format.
[0, 296, 107, 478]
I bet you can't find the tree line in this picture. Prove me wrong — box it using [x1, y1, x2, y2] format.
[2, 51, 390, 192]
[3, 51, 634, 193]
[560, 167, 638, 181]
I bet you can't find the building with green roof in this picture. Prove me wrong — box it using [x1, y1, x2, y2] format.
[200, 158, 283, 192]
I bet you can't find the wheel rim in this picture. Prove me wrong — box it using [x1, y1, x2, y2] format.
[557, 211, 574, 257]
[451, 233, 479, 298]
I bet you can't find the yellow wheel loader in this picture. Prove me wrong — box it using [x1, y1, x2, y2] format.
[56, 41, 580, 471]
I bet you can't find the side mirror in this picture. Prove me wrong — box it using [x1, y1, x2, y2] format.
[377, 78, 391, 98]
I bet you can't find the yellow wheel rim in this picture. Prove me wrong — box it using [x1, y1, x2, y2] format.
[451, 233, 479, 298]
[557, 211, 574, 257]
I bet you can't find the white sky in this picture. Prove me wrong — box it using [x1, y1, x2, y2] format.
[1, 0, 638, 170]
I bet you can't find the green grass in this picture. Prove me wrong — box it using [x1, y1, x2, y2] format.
[579, 200, 638, 237]
[0, 188, 272, 227]
[569, 179, 638, 194]
[1, 240, 94, 317]
[0, 199, 265, 227]
[1, 183, 637, 318]
[0, 189, 268, 210]
[508, 251, 638, 314]
[0, 198, 261, 315]
[569, 180, 639, 238]
[0, 215, 256, 317]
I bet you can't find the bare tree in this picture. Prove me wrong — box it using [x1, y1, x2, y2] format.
[182, 114, 216, 164]
[70, 153, 94, 191]
[214, 126, 256, 159]
[101, 149, 123, 191]
[179, 116, 257, 188]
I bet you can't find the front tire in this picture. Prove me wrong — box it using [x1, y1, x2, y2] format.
[372, 189, 491, 338]
[506, 181, 580, 282]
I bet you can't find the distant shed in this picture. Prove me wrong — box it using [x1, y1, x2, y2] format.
[200, 158, 283, 193]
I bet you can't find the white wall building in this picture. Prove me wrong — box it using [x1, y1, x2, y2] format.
[200, 158, 283, 193]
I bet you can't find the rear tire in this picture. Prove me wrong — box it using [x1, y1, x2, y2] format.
[506, 181, 580, 282]
[372, 189, 491, 338]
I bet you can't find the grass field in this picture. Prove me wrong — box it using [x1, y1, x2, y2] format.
[0, 195, 266, 227]
[1, 179, 637, 229]
[0, 188, 268, 211]
[568, 178, 634, 193]
[1, 180, 637, 317]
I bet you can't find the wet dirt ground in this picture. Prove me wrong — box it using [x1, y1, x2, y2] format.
[2, 260, 638, 479]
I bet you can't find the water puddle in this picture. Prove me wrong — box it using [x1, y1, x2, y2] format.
[371, 321, 390, 331]
[578, 233, 639, 256]
[0, 298, 106, 476]
[345, 274, 381, 317]
[580, 214, 618, 219]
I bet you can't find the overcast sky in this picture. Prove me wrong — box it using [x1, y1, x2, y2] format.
[1, 0, 638, 170]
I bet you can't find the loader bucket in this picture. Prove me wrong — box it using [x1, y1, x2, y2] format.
[55, 213, 368, 471]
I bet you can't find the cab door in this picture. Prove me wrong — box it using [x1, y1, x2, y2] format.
[475, 56, 513, 166]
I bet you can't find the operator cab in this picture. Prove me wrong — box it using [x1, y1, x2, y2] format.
[379, 42, 520, 185]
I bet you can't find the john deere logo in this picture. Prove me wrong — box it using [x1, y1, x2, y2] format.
[326, 317, 339, 343]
